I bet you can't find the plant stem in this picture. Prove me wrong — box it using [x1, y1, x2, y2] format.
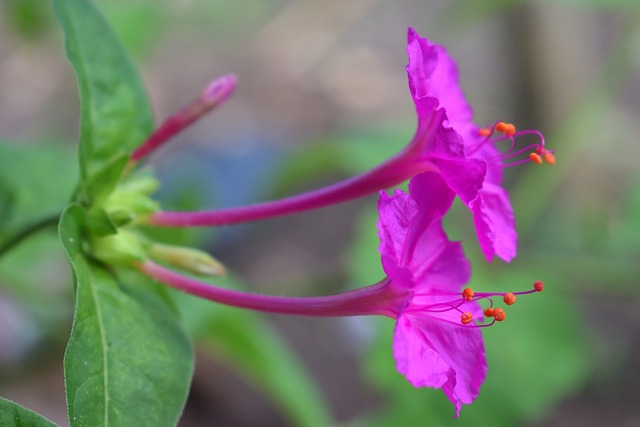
[0, 215, 60, 258]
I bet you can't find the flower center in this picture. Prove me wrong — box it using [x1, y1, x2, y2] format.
[470, 121, 555, 168]
[406, 281, 544, 327]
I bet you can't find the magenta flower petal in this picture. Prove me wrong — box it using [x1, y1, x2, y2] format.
[407, 27, 474, 128]
[470, 183, 517, 262]
[393, 313, 486, 417]
[429, 157, 485, 206]
[376, 176, 488, 416]
[377, 172, 460, 286]
[404, 27, 532, 263]
[377, 188, 419, 272]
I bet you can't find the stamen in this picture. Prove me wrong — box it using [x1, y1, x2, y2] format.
[493, 308, 506, 322]
[467, 120, 552, 169]
[544, 152, 556, 165]
[504, 123, 516, 135]
[414, 281, 544, 329]
[461, 312, 473, 325]
[529, 153, 543, 164]
[503, 292, 516, 305]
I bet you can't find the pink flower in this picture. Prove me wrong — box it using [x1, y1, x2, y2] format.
[377, 172, 543, 416]
[378, 172, 486, 416]
[136, 171, 544, 417]
[405, 28, 553, 262]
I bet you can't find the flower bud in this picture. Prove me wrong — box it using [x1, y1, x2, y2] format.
[147, 243, 226, 277]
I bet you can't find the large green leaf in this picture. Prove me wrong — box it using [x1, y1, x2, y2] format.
[0, 397, 59, 427]
[52, 0, 153, 201]
[59, 204, 193, 427]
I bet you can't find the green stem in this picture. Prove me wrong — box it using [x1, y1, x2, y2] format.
[0, 215, 60, 257]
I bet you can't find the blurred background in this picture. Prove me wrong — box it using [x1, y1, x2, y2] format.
[1, 0, 640, 425]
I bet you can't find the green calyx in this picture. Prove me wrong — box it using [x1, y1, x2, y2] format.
[84, 170, 225, 276]
[84, 170, 159, 266]
[101, 172, 160, 225]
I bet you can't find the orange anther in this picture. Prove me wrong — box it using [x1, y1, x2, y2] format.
[534, 281, 544, 292]
[544, 152, 556, 165]
[495, 121, 508, 132]
[529, 152, 542, 164]
[484, 307, 495, 317]
[504, 123, 517, 135]
[503, 292, 517, 305]
[462, 287, 475, 301]
[478, 128, 492, 137]
[493, 308, 506, 322]
[461, 312, 474, 325]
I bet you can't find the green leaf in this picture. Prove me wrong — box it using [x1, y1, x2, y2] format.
[52, 0, 153, 200]
[0, 397, 59, 427]
[59, 204, 193, 427]
[0, 141, 76, 235]
[83, 154, 131, 205]
[3, 0, 53, 39]
[85, 207, 118, 238]
[175, 285, 334, 427]
[0, 178, 15, 225]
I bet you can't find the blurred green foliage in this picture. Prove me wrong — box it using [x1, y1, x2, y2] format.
[2, 0, 53, 39]
[1, 0, 639, 425]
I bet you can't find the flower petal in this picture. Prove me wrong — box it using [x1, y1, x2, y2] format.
[408, 106, 486, 207]
[408, 172, 456, 229]
[465, 136, 504, 186]
[377, 189, 418, 277]
[393, 313, 487, 417]
[406, 27, 474, 128]
[470, 183, 517, 262]
[377, 173, 472, 291]
[411, 238, 470, 293]
[431, 156, 486, 206]
[401, 173, 468, 289]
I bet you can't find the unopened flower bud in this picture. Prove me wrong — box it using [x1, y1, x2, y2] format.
[147, 243, 226, 277]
